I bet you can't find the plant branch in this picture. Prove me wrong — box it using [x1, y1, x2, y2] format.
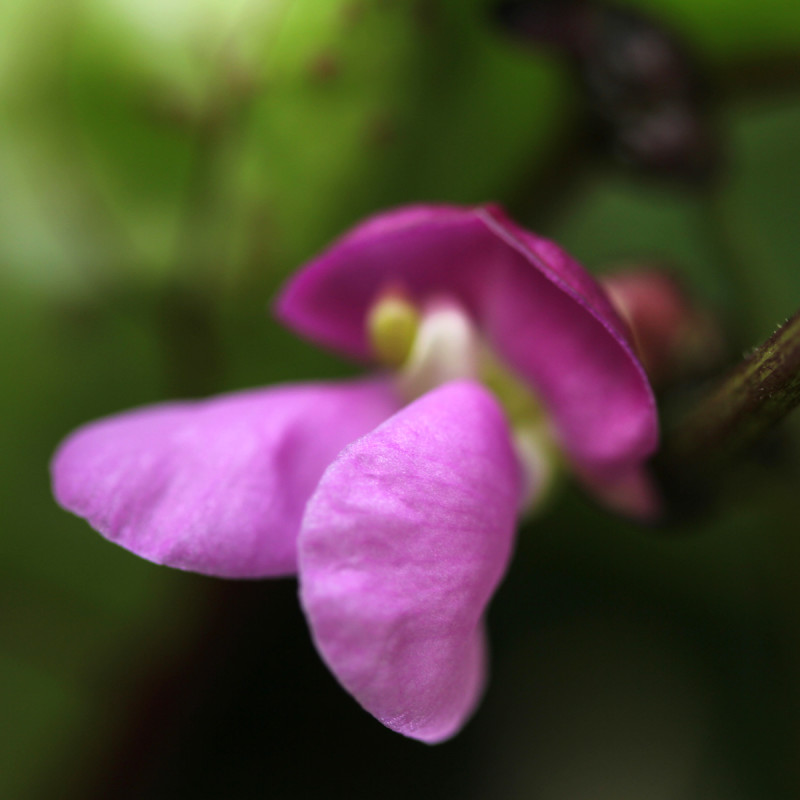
[667, 309, 800, 467]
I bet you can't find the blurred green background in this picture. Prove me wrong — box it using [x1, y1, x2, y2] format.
[2, 0, 800, 797]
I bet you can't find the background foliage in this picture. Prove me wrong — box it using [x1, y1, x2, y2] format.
[2, 1, 800, 797]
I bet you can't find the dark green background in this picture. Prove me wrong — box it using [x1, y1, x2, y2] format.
[2, 1, 800, 797]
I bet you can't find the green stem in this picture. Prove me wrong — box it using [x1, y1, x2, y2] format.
[156, 87, 235, 398]
[668, 309, 800, 466]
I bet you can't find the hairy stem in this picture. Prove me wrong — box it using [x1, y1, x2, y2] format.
[668, 309, 800, 466]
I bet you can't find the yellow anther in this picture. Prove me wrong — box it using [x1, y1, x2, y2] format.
[367, 294, 420, 367]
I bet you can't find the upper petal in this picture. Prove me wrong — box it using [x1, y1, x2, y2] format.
[275, 205, 495, 360]
[298, 381, 523, 743]
[51, 378, 400, 578]
[275, 204, 657, 473]
[478, 208, 657, 470]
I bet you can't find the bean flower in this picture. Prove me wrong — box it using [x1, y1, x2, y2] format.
[51, 205, 658, 743]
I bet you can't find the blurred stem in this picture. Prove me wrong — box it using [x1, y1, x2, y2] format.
[667, 308, 800, 467]
[155, 5, 294, 393]
[157, 284, 223, 398]
[157, 95, 238, 398]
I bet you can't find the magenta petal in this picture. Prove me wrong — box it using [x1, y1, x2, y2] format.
[579, 463, 663, 522]
[51, 379, 400, 578]
[275, 204, 657, 472]
[479, 211, 657, 469]
[275, 205, 495, 360]
[298, 381, 523, 743]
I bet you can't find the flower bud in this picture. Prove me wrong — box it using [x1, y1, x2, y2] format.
[602, 266, 723, 385]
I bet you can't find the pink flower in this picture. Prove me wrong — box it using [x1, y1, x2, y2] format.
[51, 205, 658, 743]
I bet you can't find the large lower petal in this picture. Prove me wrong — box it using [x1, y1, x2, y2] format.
[298, 381, 523, 743]
[275, 204, 657, 474]
[51, 378, 400, 578]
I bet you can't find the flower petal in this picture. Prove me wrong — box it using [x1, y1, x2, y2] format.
[479, 209, 657, 470]
[275, 204, 657, 474]
[578, 463, 663, 522]
[275, 205, 493, 360]
[51, 378, 400, 578]
[298, 381, 523, 743]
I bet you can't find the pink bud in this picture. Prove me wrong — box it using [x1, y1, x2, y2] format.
[602, 267, 722, 384]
